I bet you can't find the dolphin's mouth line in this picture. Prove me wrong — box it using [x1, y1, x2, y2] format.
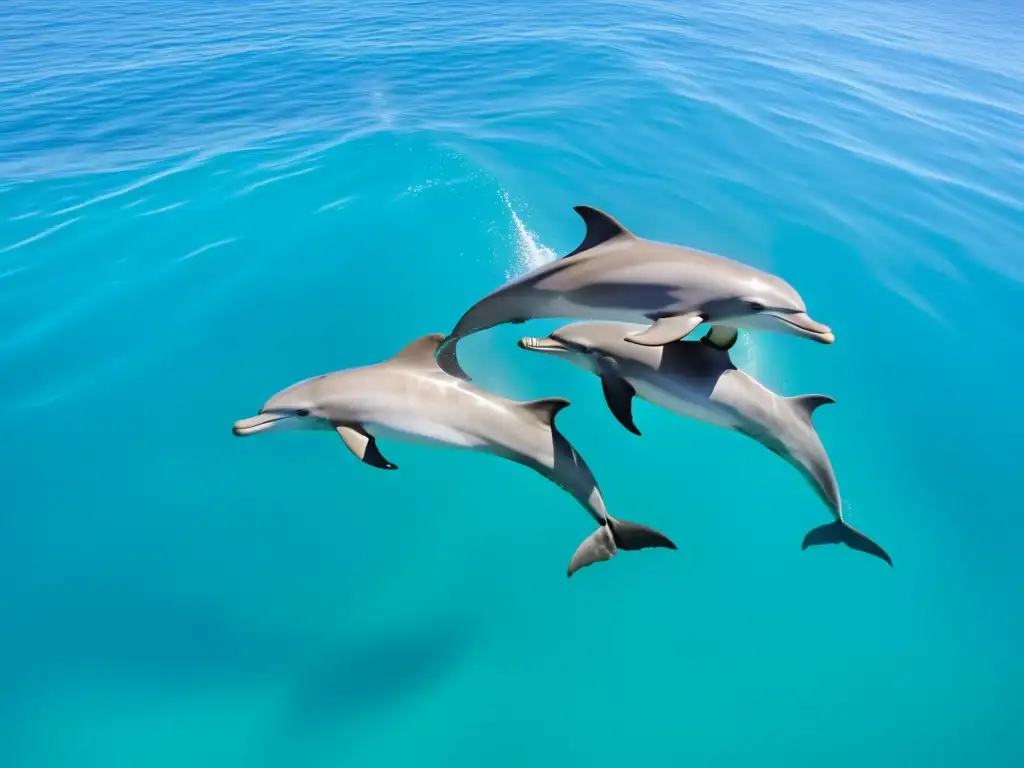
[232, 412, 295, 436]
[518, 337, 567, 353]
[768, 312, 834, 343]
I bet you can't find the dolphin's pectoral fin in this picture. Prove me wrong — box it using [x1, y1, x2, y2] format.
[700, 324, 739, 351]
[788, 394, 835, 423]
[625, 313, 703, 347]
[335, 425, 398, 470]
[565, 205, 635, 258]
[600, 375, 641, 436]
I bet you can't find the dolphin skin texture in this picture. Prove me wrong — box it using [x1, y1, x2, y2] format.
[518, 321, 891, 566]
[233, 332, 677, 577]
[437, 205, 833, 380]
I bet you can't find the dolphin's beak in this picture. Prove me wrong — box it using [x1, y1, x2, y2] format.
[517, 336, 568, 354]
[772, 312, 835, 344]
[232, 412, 295, 436]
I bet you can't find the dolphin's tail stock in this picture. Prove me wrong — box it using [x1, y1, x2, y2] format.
[801, 520, 893, 567]
[567, 516, 677, 577]
[436, 336, 472, 381]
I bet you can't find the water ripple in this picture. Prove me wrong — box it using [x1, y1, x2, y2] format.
[176, 237, 239, 263]
[1, 216, 82, 254]
[2, 1, 1024, 765]
[238, 166, 318, 196]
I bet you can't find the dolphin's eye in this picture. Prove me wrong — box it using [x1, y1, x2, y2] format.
[295, 408, 310, 417]
[748, 301, 765, 312]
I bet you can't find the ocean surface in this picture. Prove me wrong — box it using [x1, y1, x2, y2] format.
[2, 0, 1023, 765]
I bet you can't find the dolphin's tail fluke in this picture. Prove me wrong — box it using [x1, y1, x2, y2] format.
[801, 521, 893, 566]
[610, 516, 677, 551]
[567, 516, 677, 577]
[436, 337, 472, 381]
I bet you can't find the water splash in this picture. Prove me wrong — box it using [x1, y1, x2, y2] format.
[500, 191, 556, 279]
[734, 329, 761, 380]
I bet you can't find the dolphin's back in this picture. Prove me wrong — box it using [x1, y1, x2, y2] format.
[459, 234, 764, 330]
[504, 241, 762, 326]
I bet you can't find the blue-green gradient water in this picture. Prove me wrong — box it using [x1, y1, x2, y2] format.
[2, 1, 1022, 765]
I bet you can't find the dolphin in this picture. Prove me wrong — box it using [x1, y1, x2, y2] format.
[518, 321, 892, 566]
[232, 332, 677, 577]
[436, 205, 834, 380]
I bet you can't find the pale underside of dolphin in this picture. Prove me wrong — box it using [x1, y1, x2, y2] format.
[518, 320, 892, 567]
[232, 332, 677, 577]
[437, 205, 834, 380]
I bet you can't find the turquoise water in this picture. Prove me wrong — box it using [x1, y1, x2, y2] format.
[2, 0, 1023, 765]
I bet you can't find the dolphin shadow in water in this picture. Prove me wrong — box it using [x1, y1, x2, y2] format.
[0, 579, 317, 689]
[285, 614, 477, 731]
[0, 576, 339, 767]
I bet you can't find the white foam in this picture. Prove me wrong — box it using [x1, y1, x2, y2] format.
[500, 190, 556, 278]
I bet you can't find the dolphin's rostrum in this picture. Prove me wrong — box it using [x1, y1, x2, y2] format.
[518, 321, 891, 566]
[232, 332, 677, 576]
[437, 205, 833, 380]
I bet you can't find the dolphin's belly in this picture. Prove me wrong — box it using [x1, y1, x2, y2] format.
[366, 417, 487, 450]
[357, 385, 517, 452]
[629, 377, 738, 432]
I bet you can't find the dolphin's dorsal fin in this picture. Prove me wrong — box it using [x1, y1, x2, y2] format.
[435, 337, 471, 380]
[789, 394, 835, 422]
[390, 333, 446, 367]
[565, 205, 634, 258]
[519, 397, 571, 425]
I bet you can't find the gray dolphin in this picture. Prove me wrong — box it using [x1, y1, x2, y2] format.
[518, 321, 891, 566]
[232, 332, 677, 577]
[437, 205, 833, 380]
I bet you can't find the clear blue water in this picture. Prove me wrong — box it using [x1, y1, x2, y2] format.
[2, 0, 1023, 765]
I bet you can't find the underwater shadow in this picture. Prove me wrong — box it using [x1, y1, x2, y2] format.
[285, 612, 477, 731]
[0, 579, 320, 690]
